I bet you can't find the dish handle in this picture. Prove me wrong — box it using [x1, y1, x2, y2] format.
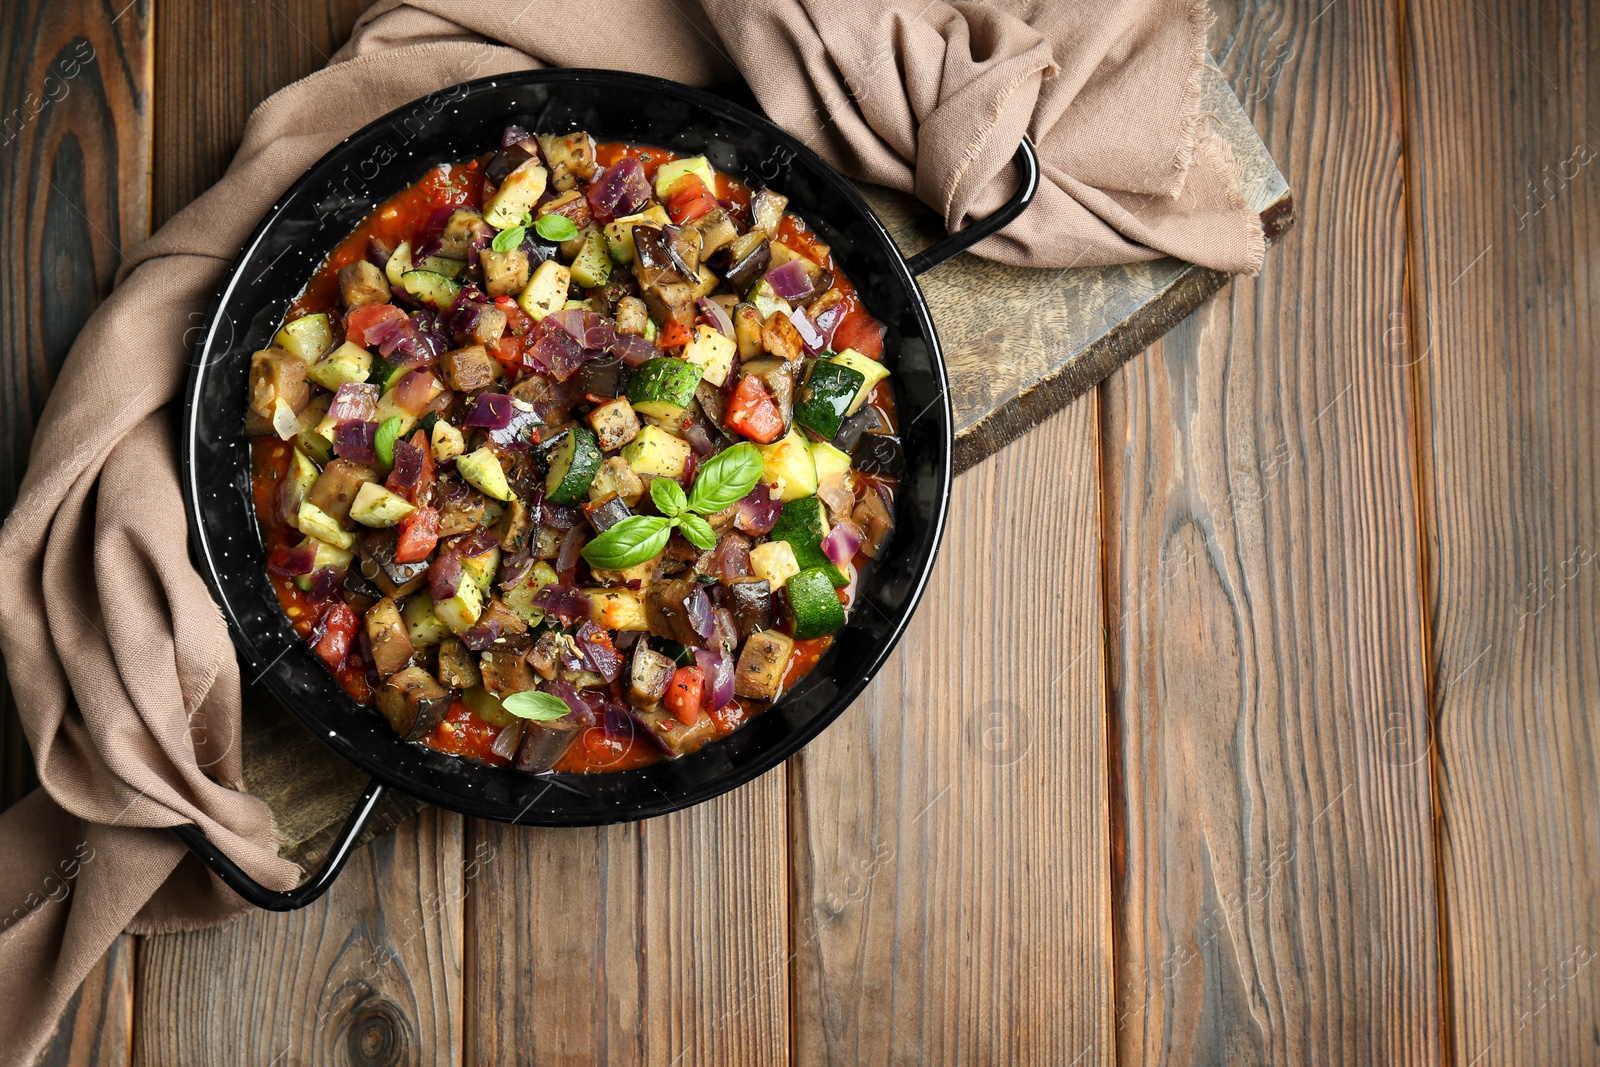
[904, 138, 1040, 277]
[170, 777, 386, 912]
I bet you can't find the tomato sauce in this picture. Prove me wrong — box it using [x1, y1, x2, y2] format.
[251, 139, 896, 776]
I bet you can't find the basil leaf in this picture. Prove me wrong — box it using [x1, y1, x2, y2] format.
[491, 225, 526, 254]
[679, 513, 717, 551]
[650, 477, 688, 517]
[581, 514, 672, 570]
[374, 415, 404, 468]
[501, 690, 575, 722]
[687, 442, 765, 514]
[535, 213, 579, 242]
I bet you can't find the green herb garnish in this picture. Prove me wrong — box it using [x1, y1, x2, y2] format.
[501, 690, 576, 722]
[535, 213, 579, 242]
[374, 415, 403, 468]
[582, 443, 764, 569]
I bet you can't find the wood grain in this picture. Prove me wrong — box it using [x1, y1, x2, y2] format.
[786, 402, 1114, 1065]
[136, 808, 465, 1065]
[152, 0, 370, 228]
[1403, 0, 1600, 1062]
[463, 773, 789, 1066]
[0, 1, 151, 1063]
[1099, 0, 1442, 1061]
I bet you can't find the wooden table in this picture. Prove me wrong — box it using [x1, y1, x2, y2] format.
[4, 0, 1596, 1063]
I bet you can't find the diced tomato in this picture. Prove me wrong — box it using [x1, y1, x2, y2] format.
[664, 174, 717, 225]
[655, 317, 693, 349]
[393, 506, 441, 563]
[343, 303, 405, 346]
[497, 298, 534, 336]
[724, 375, 785, 443]
[494, 332, 526, 371]
[311, 601, 360, 672]
[831, 309, 884, 360]
[664, 666, 706, 725]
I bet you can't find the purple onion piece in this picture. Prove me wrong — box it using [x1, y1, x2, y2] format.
[546, 678, 592, 724]
[694, 647, 735, 710]
[549, 308, 618, 351]
[366, 236, 392, 269]
[764, 259, 813, 302]
[556, 524, 588, 578]
[575, 621, 624, 683]
[821, 521, 864, 568]
[501, 124, 530, 148]
[306, 566, 343, 601]
[696, 297, 735, 338]
[790, 308, 826, 354]
[488, 404, 542, 451]
[390, 440, 425, 491]
[428, 552, 463, 602]
[449, 528, 500, 560]
[333, 420, 379, 465]
[609, 333, 656, 368]
[461, 616, 506, 652]
[464, 392, 515, 430]
[533, 582, 589, 624]
[683, 420, 714, 457]
[586, 157, 651, 221]
[811, 301, 846, 348]
[267, 541, 319, 577]
[735, 484, 782, 535]
[490, 722, 524, 760]
[327, 381, 379, 423]
[540, 499, 583, 531]
[685, 585, 716, 642]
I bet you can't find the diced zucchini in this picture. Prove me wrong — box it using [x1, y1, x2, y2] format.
[307, 341, 373, 391]
[586, 398, 641, 452]
[290, 537, 354, 591]
[758, 428, 819, 502]
[403, 592, 451, 647]
[349, 481, 417, 527]
[517, 259, 571, 322]
[286, 447, 320, 507]
[785, 567, 846, 639]
[401, 269, 462, 310]
[749, 540, 800, 590]
[463, 686, 516, 728]
[460, 546, 501, 592]
[602, 205, 670, 264]
[371, 374, 443, 437]
[793, 360, 866, 440]
[545, 426, 603, 505]
[829, 348, 890, 416]
[416, 255, 466, 279]
[295, 500, 355, 550]
[653, 155, 717, 199]
[811, 439, 852, 485]
[581, 586, 650, 631]
[484, 159, 550, 229]
[432, 575, 484, 634]
[681, 324, 736, 387]
[625, 357, 701, 420]
[503, 560, 558, 626]
[589, 455, 645, 506]
[456, 447, 513, 501]
[431, 418, 465, 462]
[769, 495, 846, 587]
[621, 425, 693, 480]
[384, 241, 414, 288]
[568, 229, 613, 289]
[747, 280, 792, 322]
[273, 313, 333, 362]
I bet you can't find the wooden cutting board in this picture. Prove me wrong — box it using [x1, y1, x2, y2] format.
[246, 60, 1295, 873]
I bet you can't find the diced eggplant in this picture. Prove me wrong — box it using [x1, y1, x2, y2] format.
[376, 665, 454, 741]
[749, 187, 788, 239]
[339, 260, 391, 308]
[588, 455, 645, 507]
[441, 344, 498, 393]
[614, 295, 649, 336]
[585, 398, 640, 451]
[531, 524, 565, 561]
[485, 137, 538, 187]
[514, 718, 582, 773]
[479, 648, 536, 698]
[307, 459, 377, 524]
[722, 577, 774, 640]
[492, 496, 534, 553]
[436, 637, 481, 689]
[645, 577, 704, 646]
[438, 480, 488, 536]
[642, 278, 696, 330]
[528, 630, 562, 680]
[436, 208, 485, 260]
[742, 356, 795, 429]
[852, 432, 903, 476]
[583, 491, 633, 534]
[357, 529, 430, 597]
[693, 207, 738, 258]
[832, 403, 887, 453]
[574, 358, 629, 404]
[538, 131, 597, 191]
[631, 225, 683, 289]
[851, 490, 893, 559]
[723, 232, 770, 294]
[510, 373, 560, 408]
[469, 305, 508, 348]
[481, 246, 531, 298]
[629, 704, 719, 757]
[734, 629, 794, 700]
[761, 310, 804, 362]
[365, 597, 415, 678]
[627, 645, 676, 708]
[665, 224, 703, 278]
[695, 380, 728, 429]
[247, 348, 311, 431]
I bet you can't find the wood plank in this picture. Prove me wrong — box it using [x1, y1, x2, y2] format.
[0, 0, 151, 1062]
[1402, 1, 1600, 1062]
[787, 403, 1113, 1064]
[861, 62, 1294, 475]
[464, 774, 790, 1066]
[136, 808, 464, 1063]
[1100, 1, 1441, 1062]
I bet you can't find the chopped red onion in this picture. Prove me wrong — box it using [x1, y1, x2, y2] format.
[464, 392, 515, 430]
[490, 722, 525, 761]
[393, 369, 436, 415]
[696, 297, 735, 338]
[489, 403, 542, 451]
[525, 318, 588, 382]
[694, 647, 735, 710]
[685, 585, 715, 642]
[389, 439, 425, 491]
[546, 678, 593, 725]
[708, 533, 752, 579]
[555, 524, 587, 580]
[428, 552, 463, 601]
[327, 381, 379, 423]
[266, 541, 318, 577]
[764, 259, 813, 302]
[549, 308, 617, 351]
[306, 566, 343, 601]
[790, 308, 826, 354]
[610, 333, 656, 368]
[575, 621, 624, 682]
[735, 484, 782, 535]
[460, 615, 506, 652]
[683, 420, 714, 457]
[586, 157, 651, 222]
[366, 236, 392, 269]
[821, 521, 864, 568]
[333, 420, 379, 465]
[533, 582, 589, 624]
[500, 124, 530, 148]
[810, 300, 845, 348]
[449, 528, 500, 560]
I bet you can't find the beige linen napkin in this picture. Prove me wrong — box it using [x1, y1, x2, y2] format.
[0, 0, 1262, 1058]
